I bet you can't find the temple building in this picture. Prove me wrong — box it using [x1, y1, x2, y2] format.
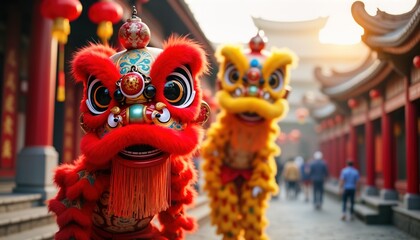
[312, 0, 420, 236]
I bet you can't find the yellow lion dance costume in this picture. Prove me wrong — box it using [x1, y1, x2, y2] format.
[202, 33, 296, 240]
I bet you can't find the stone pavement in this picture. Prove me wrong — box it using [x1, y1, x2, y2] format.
[187, 191, 417, 240]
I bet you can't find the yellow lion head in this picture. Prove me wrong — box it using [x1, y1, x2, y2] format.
[216, 33, 297, 123]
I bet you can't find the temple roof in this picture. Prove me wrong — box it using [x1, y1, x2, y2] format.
[314, 52, 376, 87]
[311, 103, 337, 119]
[253, 16, 328, 32]
[317, 57, 392, 100]
[351, 0, 420, 54]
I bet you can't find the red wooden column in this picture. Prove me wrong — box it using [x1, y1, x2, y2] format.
[328, 137, 333, 178]
[331, 136, 338, 178]
[404, 77, 420, 209]
[380, 96, 398, 200]
[337, 132, 346, 174]
[364, 114, 378, 195]
[339, 133, 346, 175]
[349, 124, 358, 170]
[14, 0, 59, 201]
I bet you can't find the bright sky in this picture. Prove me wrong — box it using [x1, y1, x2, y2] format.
[185, 0, 417, 45]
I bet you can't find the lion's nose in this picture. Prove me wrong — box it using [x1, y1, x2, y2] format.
[120, 104, 154, 125]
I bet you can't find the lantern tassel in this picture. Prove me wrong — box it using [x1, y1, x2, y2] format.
[97, 21, 113, 46]
[57, 43, 65, 102]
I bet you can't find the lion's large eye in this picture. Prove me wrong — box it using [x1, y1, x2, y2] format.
[268, 69, 284, 91]
[86, 78, 111, 115]
[164, 65, 195, 108]
[224, 63, 240, 85]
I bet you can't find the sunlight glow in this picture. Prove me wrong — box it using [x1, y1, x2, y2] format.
[185, 0, 417, 45]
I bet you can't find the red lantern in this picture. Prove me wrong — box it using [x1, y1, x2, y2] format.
[295, 107, 309, 124]
[347, 98, 358, 109]
[315, 125, 322, 133]
[369, 89, 380, 99]
[413, 56, 420, 69]
[41, 0, 82, 44]
[335, 115, 342, 124]
[41, 0, 82, 102]
[88, 0, 123, 44]
[327, 118, 334, 128]
[288, 129, 301, 142]
[277, 132, 287, 144]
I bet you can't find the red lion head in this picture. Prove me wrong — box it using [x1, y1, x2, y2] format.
[71, 14, 208, 219]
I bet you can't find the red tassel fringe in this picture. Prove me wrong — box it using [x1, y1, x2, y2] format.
[108, 157, 171, 219]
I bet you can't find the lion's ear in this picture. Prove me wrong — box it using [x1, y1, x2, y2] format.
[71, 44, 120, 85]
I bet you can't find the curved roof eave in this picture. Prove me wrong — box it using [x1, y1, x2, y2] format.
[253, 16, 328, 32]
[351, 1, 418, 35]
[312, 103, 337, 119]
[363, 8, 420, 49]
[321, 60, 390, 99]
[314, 52, 376, 87]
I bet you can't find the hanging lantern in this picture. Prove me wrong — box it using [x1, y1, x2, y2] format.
[347, 98, 358, 109]
[295, 107, 309, 124]
[369, 89, 380, 99]
[315, 125, 321, 133]
[277, 132, 287, 144]
[414, 56, 420, 69]
[335, 115, 343, 124]
[41, 0, 82, 102]
[288, 129, 301, 142]
[327, 118, 335, 128]
[88, 0, 123, 44]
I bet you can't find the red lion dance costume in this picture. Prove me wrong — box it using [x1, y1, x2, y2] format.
[48, 9, 209, 240]
[202, 33, 296, 240]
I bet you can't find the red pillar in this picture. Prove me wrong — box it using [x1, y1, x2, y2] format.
[381, 97, 397, 201]
[332, 136, 338, 178]
[349, 125, 358, 170]
[13, 0, 58, 201]
[405, 79, 419, 195]
[24, 0, 57, 147]
[365, 117, 375, 187]
[381, 107, 392, 189]
[327, 138, 333, 176]
[339, 133, 346, 174]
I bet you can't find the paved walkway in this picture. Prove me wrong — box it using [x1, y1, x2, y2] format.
[187, 189, 416, 240]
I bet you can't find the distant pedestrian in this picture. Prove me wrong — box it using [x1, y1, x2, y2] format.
[300, 158, 311, 202]
[273, 155, 283, 199]
[339, 160, 360, 221]
[283, 157, 300, 199]
[309, 151, 328, 209]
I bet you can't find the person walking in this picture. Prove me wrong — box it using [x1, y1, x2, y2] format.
[283, 157, 300, 199]
[273, 155, 284, 199]
[309, 151, 328, 209]
[339, 160, 360, 221]
[300, 158, 311, 202]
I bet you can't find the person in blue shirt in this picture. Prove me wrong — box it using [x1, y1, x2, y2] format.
[300, 158, 311, 202]
[309, 151, 328, 209]
[339, 160, 360, 221]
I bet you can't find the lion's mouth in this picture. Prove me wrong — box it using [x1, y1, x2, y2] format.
[119, 144, 166, 160]
[236, 112, 264, 123]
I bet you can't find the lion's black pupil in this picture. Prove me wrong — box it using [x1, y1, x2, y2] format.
[96, 87, 111, 106]
[164, 81, 180, 101]
[269, 76, 277, 86]
[231, 72, 239, 81]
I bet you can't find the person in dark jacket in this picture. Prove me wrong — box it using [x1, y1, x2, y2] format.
[300, 158, 311, 202]
[309, 151, 328, 209]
